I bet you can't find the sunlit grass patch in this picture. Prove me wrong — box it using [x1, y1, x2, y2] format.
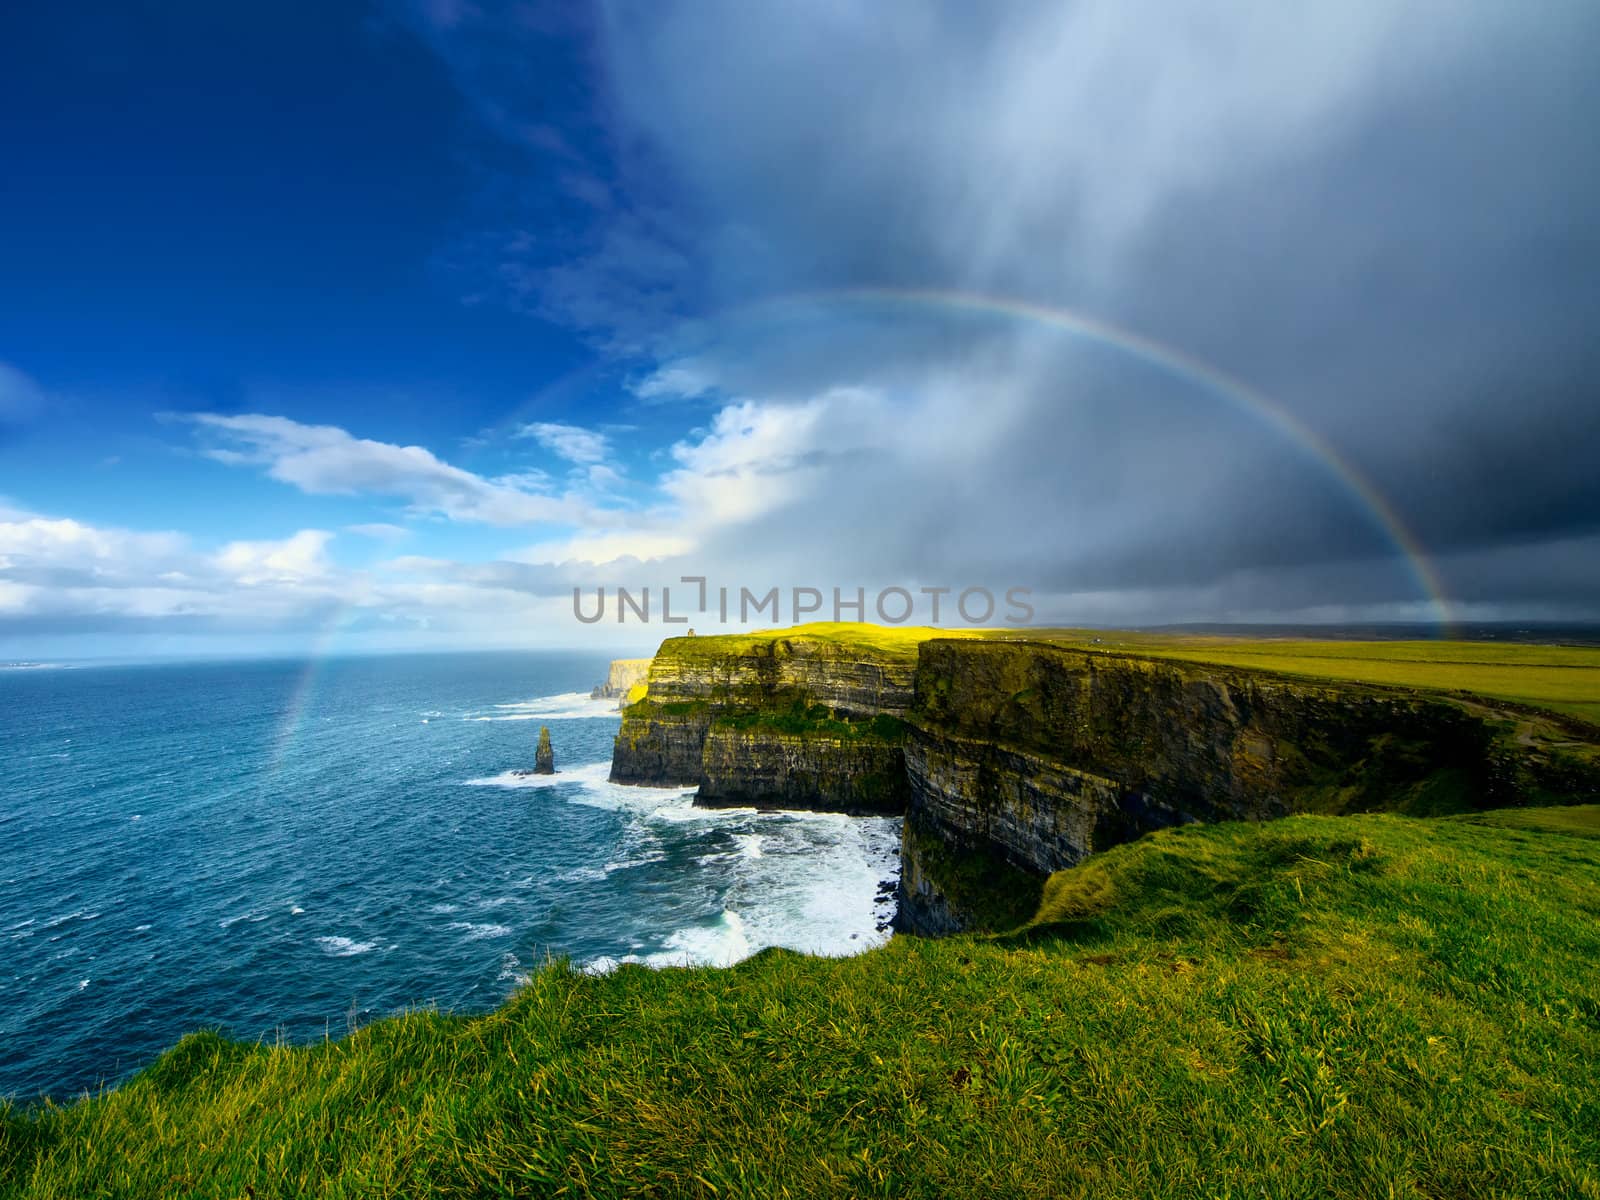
[6, 809, 1599, 1198]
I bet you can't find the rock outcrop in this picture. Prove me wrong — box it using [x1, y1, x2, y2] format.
[608, 629, 1600, 934]
[534, 725, 555, 775]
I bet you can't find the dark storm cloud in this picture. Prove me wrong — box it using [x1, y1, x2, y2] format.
[412, 0, 1600, 622]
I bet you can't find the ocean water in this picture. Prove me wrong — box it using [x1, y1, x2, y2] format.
[0, 652, 899, 1101]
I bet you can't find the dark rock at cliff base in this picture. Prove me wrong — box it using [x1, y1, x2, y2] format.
[534, 725, 555, 775]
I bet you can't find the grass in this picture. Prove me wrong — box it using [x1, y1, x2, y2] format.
[6, 808, 1599, 1198]
[713, 703, 906, 741]
[658, 622, 981, 665]
[652, 623, 1600, 727]
[988, 628, 1600, 728]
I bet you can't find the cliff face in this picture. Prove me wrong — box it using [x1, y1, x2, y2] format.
[697, 724, 908, 814]
[897, 640, 1563, 931]
[608, 630, 1600, 934]
[909, 641, 1509, 861]
[591, 658, 652, 707]
[610, 634, 916, 804]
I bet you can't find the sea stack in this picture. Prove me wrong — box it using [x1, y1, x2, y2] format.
[534, 725, 555, 774]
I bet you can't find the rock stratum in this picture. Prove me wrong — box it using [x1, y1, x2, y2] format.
[610, 627, 1600, 934]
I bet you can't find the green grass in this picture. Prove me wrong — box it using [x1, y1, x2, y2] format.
[654, 623, 1600, 727]
[990, 628, 1600, 728]
[713, 703, 906, 741]
[7, 809, 1599, 1198]
[659, 622, 981, 664]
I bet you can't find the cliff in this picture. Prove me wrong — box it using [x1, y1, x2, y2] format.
[609, 626, 1600, 933]
[591, 658, 652, 708]
[610, 630, 920, 814]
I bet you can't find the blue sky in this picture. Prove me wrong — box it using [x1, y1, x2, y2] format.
[3, 2, 1598, 659]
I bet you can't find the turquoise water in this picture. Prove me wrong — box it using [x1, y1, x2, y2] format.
[0, 653, 898, 1101]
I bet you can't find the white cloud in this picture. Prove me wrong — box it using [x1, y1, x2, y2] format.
[513, 530, 695, 566]
[661, 388, 886, 528]
[518, 420, 612, 464]
[0, 505, 598, 643]
[214, 530, 335, 585]
[185, 413, 602, 527]
[632, 359, 716, 402]
[0, 514, 188, 573]
[344, 522, 413, 541]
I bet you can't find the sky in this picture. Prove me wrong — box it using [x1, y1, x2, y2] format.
[2, 1, 1597, 660]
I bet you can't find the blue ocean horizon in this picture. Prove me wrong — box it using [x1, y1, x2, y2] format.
[0, 652, 898, 1101]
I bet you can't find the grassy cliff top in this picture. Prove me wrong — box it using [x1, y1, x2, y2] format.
[649, 623, 1600, 727]
[997, 627, 1600, 727]
[652, 622, 983, 664]
[5, 806, 1597, 1197]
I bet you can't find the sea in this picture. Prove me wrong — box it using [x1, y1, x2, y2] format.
[0, 652, 900, 1101]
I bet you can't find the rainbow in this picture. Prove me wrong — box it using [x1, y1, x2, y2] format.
[748, 287, 1454, 634]
[266, 605, 361, 776]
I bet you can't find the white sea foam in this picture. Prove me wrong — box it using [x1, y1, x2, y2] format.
[585, 814, 901, 974]
[316, 935, 377, 957]
[465, 750, 899, 975]
[602, 852, 666, 874]
[448, 921, 512, 941]
[464, 760, 692, 816]
[655, 802, 746, 824]
[652, 910, 752, 967]
[40, 909, 101, 932]
[467, 692, 622, 721]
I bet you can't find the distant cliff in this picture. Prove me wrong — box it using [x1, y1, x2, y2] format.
[609, 627, 1600, 933]
[610, 633, 915, 813]
[591, 658, 652, 708]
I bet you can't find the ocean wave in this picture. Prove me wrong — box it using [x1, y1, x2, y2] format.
[646, 798, 757, 823]
[464, 761, 694, 818]
[315, 935, 377, 957]
[583, 815, 901, 974]
[40, 909, 100, 932]
[497, 951, 530, 985]
[219, 910, 271, 929]
[448, 921, 512, 941]
[467, 692, 622, 721]
[602, 852, 667, 874]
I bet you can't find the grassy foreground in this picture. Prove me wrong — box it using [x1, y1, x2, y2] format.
[6, 809, 1599, 1198]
